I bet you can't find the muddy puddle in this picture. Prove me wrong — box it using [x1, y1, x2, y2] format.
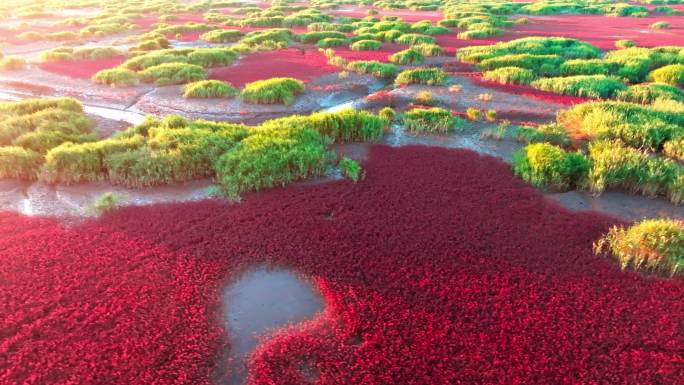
[220, 266, 324, 384]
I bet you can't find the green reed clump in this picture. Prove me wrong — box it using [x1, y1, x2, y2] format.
[139, 63, 206, 86]
[200, 29, 244, 43]
[483, 66, 536, 85]
[531, 75, 627, 98]
[402, 107, 463, 134]
[93, 68, 139, 87]
[183, 80, 239, 98]
[513, 142, 590, 190]
[395, 67, 447, 86]
[594, 219, 684, 277]
[347, 60, 398, 79]
[0, 146, 43, 180]
[240, 77, 305, 105]
[339, 157, 364, 182]
[389, 48, 424, 65]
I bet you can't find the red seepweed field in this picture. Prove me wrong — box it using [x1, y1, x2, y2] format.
[2, 146, 683, 384]
[1, 0, 684, 383]
[209, 48, 339, 87]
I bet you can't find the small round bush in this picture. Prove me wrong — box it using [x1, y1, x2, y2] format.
[378, 107, 396, 121]
[350, 39, 381, 51]
[615, 39, 635, 49]
[648, 64, 684, 87]
[457, 28, 503, 40]
[594, 219, 684, 276]
[0, 56, 26, 71]
[483, 66, 536, 85]
[414, 90, 435, 105]
[139, 63, 207, 86]
[513, 143, 590, 190]
[200, 29, 243, 43]
[402, 107, 462, 134]
[466, 107, 481, 121]
[93, 68, 139, 87]
[389, 48, 424, 65]
[650, 21, 670, 29]
[395, 67, 447, 86]
[92, 192, 126, 215]
[183, 80, 238, 98]
[395, 33, 434, 45]
[346, 60, 398, 79]
[241, 77, 305, 105]
[316, 37, 348, 48]
[413, 43, 442, 56]
[339, 157, 364, 182]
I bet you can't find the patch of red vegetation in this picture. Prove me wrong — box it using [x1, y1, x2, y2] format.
[465, 72, 590, 106]
[209, 48, 338, 87]
[509, 14, 684, 49]
[38, 57, 127, 79]
[2, 145, 684, 385]
[332, 43, 405, 62]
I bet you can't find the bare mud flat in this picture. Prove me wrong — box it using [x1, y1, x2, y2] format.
[547, 190, 684, 221]
[220, 266, 324, 384]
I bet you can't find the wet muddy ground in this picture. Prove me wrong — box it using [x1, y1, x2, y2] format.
[0, 179, 214, 220]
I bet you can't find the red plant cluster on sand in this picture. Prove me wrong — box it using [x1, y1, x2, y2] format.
[209, 48, 338, 87]
[2, 145, 684, 385]
[38, 57, 127, 79]
[466, 72, 590, 106]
